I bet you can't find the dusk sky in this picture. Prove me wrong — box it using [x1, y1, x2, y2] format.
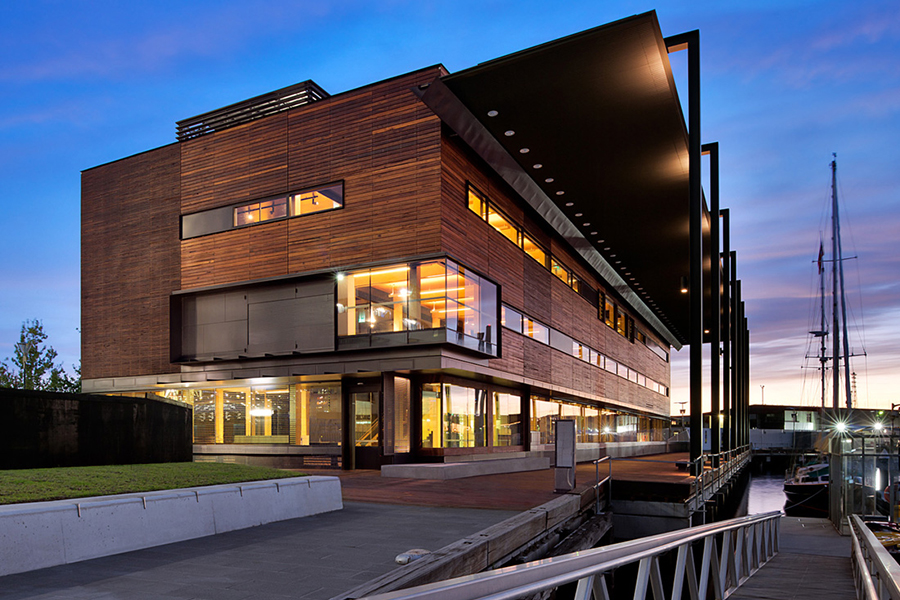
[0, 1, 897, 412]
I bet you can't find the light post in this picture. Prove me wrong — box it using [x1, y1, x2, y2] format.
[760, 384, 765, 405]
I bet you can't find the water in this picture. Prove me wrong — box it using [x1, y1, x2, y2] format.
[747, 472, 787, 514]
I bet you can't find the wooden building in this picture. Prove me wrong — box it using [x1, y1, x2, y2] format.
[82, 12, 698, 470]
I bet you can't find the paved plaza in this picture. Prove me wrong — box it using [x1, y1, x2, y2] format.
[0, 501, 516, 600]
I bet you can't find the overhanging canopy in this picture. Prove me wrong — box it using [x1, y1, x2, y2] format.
[418, 11, 712, 348]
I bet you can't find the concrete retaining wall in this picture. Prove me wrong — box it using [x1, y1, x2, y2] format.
[0, 476, 342, 577]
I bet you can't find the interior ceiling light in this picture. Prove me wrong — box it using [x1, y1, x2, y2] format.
[583, 222, 590, 227]
[565, 202, 574, 207]
[555, 191, 565, 196]
[487, 110, 499, 117]
[590, 231, 598, 235]
[533, 163, 542, 169]
[575, 213, 583, 217]
[519, 148, 530, 154]
[545, 177, 554, 183]
[504, 130, 515, 136]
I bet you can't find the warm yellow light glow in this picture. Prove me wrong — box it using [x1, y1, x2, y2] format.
[354, 266, 410, 278]
[421, 287, 464, 296]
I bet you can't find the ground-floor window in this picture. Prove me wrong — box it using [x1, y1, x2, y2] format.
[421, 382, 521, 449]
[166, 383, 341, 446]
[530, 396, 668, 445]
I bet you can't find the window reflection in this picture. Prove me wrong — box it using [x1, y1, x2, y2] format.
[232, 182, 343, 228]
[337, 259, 498, 353]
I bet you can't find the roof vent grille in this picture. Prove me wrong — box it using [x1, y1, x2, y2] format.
[176, 80, 329, 141]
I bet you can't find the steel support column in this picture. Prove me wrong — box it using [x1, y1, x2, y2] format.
[703, 143, 720, 464]
[666, 30, 702, 473]
[721, 209, 731, 452]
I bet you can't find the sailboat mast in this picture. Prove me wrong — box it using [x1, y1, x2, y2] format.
[836, 168, 853, 410]
[830, 154, 854, 410]
[819, 239, 827, 409]
[831, 156, 840, 410]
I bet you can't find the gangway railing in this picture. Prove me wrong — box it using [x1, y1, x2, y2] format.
[594, 446, 751, 517]
[358, 510, 780, 600]
[849, 515, 900, 600]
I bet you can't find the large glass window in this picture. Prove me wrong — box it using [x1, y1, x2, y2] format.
[296, 383, 342, 445]
[421, 383, 488, 448]
[337, 259, 498, 354]
[182, 182, 343, 239]
[493, 392, 522, 446]
[180, 383, 341, 447]
[531, 396, 558, 445]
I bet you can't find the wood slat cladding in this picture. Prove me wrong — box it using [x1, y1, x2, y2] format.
[181, 68, 444, 289]
[440, 132, 669, 415]
[82, 144, 181, 380]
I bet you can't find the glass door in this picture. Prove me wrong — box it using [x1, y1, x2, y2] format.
[351, 390, 381, 469]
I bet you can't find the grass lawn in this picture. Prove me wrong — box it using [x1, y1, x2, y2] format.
[0, 462, 306, 505]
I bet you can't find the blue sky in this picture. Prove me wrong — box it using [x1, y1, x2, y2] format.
[0, 0, 897, 411]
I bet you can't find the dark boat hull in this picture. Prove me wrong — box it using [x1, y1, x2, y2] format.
[784, 482, 829, 514]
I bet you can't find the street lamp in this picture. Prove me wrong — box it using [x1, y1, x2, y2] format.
[760, 384, 765, 405]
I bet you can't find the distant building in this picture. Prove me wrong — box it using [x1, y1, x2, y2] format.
[82, 12, 700, 469]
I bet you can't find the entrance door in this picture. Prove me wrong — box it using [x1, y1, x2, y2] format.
[351, 391, 381, 469]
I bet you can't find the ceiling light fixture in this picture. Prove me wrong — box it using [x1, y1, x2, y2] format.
[519, 148, 530, 154]
[504, 130, 515, 136]
[556, 191, 565, 196]
[545, 177, 554, 183]
[533, 163, 542, 169]
[575, 213, 583, 217]
[583, 222, 590, 227]
[565, 202, 574, 207]
[487, 110, 499, 117]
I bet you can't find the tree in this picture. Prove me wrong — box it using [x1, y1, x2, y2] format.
[0, 320, 80, 393]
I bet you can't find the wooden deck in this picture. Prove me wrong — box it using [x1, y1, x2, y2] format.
[731, 517, 855, 600]
[313, 452, 698, 511]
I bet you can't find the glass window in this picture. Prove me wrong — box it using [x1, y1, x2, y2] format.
[523, 317, 549, 344]
[616, 309, 627, 336]
[530, 396, 558, 445]
[604, 297, 615, 328]
[394, 377, 411, 453]
[191, 389, 217, 444]
[584, 407, 600, 443]
[296, 383, 341, 445]
[551, 258, 569, 284]
[493, 392, 522, 446]
[501, 305, 523, 333]
[487, 207, 520, 246]
[521, 234, 547, 266]
[570, 273, 581, 292]
[467, 186, 488, 219]
[422, 384, 442, 449]
[221, 389, 247, 443]
[338, 259, 497, 355]
[291, 183, 343, 216]
[444, 384, 488, 448]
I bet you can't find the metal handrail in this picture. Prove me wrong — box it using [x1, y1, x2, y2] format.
[849, 515, 900, 600]
[591, 447, 752, 517]
[593, 456, 611, 513]
[359, 510, 781, 600]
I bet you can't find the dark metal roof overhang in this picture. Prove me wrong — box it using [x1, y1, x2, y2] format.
[416, 11, 713, 349]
